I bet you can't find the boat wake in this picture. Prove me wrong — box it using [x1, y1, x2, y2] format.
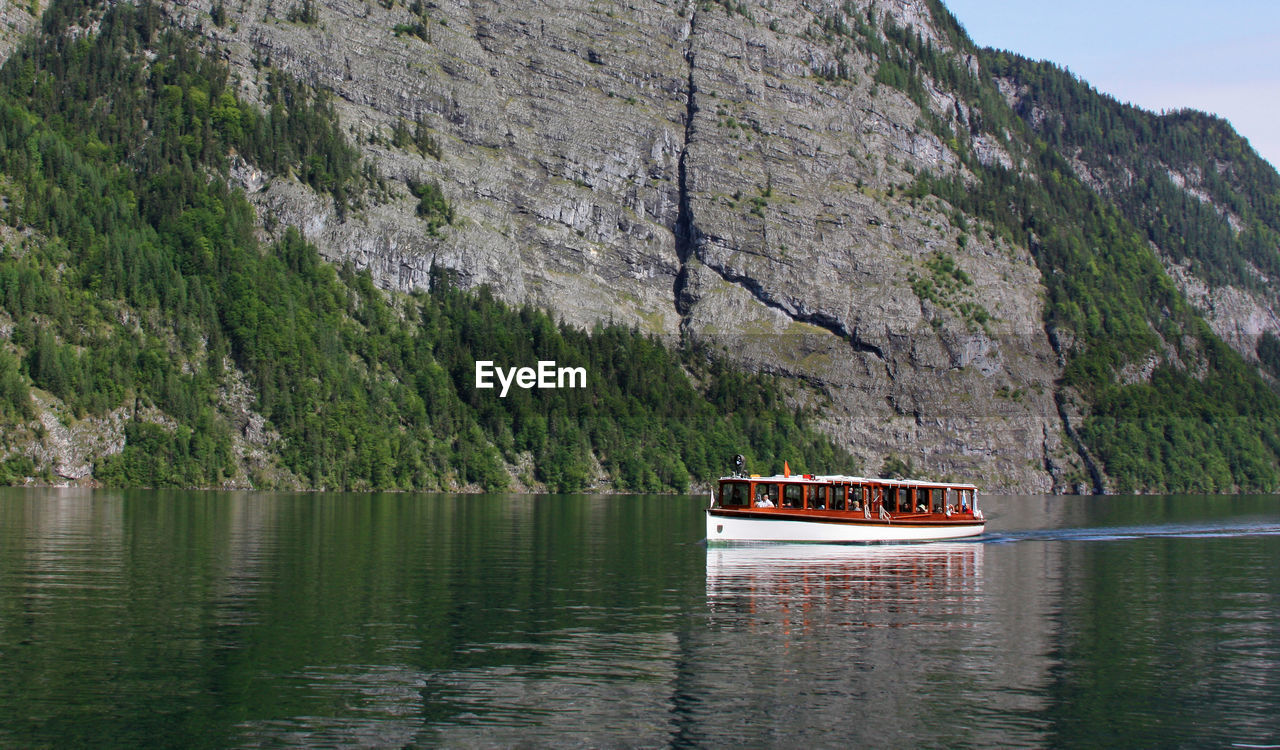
[981, 519, 1280, 544]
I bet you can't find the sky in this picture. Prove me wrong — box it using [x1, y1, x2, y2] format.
[940, 0, 1280, 171]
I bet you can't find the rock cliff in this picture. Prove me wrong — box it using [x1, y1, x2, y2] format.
[143, 0, 1086, 491]
[0, 0, 44, 62]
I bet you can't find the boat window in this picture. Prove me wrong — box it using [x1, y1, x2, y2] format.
[754, 483, 776, 507]
[831, 485, 846, 511]
[783, 484, 803, 508]
[721, 482, 749, 507]
[809, 485, 827, 510]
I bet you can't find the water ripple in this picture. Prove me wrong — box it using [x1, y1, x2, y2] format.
[983, 519, 1280, 544]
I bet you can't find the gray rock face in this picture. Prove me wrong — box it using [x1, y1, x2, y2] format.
[160, 0, 1076, 491]
[1164, 258, 1280, 370]
[0, 0, 44, 63]
[27, 393, 128, 483]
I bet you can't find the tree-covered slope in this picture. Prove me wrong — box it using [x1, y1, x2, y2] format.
[0, 0, 849, 490]
[982, 48, 1280, 390]
[982, 51, 1280, 297]
[903, 1, 1280, 492]
[803, 0, 1280, 492]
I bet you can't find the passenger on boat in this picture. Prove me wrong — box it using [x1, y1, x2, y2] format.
[754, 485, 775, 507]
[852, 499, 861, 512]
[811, 489, 826, 510]
[916, 503, 927, 512]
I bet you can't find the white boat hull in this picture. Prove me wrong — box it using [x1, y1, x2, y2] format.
[706, 509, 985, 544]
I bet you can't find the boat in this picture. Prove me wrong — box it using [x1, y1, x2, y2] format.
[705, 461, 984, 543]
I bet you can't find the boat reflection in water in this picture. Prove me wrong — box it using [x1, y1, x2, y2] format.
[706, 542, 983, 631]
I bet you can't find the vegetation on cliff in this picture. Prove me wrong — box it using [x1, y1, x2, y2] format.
[981, 50, 1280, 297]
[3, 0, 1280, 494]
[902, 2, 1280, 493]
[0, 0, 849, 491]
[800, 0, 1280, 492]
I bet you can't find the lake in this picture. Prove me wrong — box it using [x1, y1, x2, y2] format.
[1, 489, 1278, 747]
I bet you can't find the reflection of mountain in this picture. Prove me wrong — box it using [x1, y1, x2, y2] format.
[1, 488, 126, 643]
[6, 490, 1275, 746]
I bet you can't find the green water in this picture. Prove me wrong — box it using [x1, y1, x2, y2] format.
[0, 489, 1277, 747]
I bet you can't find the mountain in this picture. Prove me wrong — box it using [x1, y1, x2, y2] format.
[985, 51, 1280, 360]
[1, 0, 1278, 493]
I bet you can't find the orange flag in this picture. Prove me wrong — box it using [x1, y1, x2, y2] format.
[784, 460, 790, 477]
